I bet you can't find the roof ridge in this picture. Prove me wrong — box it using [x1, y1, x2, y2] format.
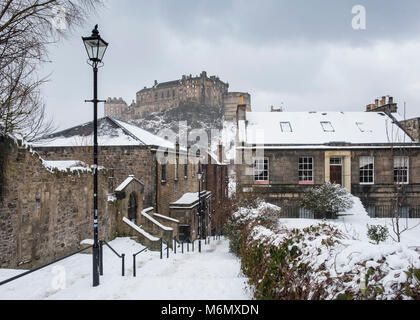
[106, 117, 146, 145]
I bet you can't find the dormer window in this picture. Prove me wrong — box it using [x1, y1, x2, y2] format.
[321, 121, 335, 132]
[280, 122, 292, 132]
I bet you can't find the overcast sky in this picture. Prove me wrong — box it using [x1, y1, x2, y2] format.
[43, 0, 420, 130]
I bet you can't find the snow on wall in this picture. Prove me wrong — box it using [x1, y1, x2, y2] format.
[122, 217, 159, 241]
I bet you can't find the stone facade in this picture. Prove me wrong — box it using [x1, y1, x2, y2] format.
[105, 71, 251, 122]
[399, 118, 420, 142]
[223, 92, 251, 121]
[135, 71, 228, 119]
[0, 135, 117, 269]
[236, 147, 420, 210]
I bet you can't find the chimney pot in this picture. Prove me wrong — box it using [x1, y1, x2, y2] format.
[388, 96, 393, 104]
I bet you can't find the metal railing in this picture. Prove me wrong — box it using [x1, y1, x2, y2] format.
[100, 240, 125, 276]
[366, 205, 420, 218]
[0, 245, 93, 287]
[160, 238, 170, 259]
[132, 247, 148, 277]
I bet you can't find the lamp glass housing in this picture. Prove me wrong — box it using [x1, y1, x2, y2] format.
[82, 35, 108, 62]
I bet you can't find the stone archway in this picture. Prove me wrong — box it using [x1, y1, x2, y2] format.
[128, 192, 138, 223]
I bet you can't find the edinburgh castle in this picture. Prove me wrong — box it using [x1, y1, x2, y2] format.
[104, 71, 251, 122]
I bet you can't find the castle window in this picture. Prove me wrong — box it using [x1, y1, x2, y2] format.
[154, 92, 158, 100]
[184, 164, 188, 179]
[161, 92, 164, 99]
[173, 89, 175, 97]
[394, 156, 409, 184]
[360, 156, 374, 184]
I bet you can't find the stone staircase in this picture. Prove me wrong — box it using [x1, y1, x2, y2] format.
[122, 207, 180, 251]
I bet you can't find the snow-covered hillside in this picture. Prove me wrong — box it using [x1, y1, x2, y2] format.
[128, 102, 237, 161]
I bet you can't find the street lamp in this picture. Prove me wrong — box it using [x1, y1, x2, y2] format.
[197, 167, 203, 253]
[82, 25, 108, 287]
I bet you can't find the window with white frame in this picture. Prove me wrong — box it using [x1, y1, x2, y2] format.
[360, 156, 374, 184]
[299, 157, 314, 182]
[394, 156, 409, 184]
[253, 159, 269, 183]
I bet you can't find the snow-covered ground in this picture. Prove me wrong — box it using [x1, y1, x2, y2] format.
[279, 196, 420, 248]
[0, 238, 252, 300]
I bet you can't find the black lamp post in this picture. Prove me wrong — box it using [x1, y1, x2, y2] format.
[197, 164, 203, 253]
[82, 25, 108, 287]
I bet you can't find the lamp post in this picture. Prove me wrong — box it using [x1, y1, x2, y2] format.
[82, 25, 108, 287]
[197, 163, 202, 253]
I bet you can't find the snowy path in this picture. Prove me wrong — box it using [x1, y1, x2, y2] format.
[0, 238, 252, 300]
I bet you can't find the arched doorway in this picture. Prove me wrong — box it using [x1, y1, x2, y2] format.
[128, 192, 138, 223]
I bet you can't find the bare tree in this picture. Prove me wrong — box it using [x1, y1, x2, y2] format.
[0, 0, 103, 141]
[385, 103, 420, 242]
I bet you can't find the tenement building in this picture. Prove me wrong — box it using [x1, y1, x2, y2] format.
[235, 97, 420, 218]
[104, 71, 251, 121]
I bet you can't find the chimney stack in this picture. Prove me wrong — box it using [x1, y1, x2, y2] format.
[380, 96, 386, 106]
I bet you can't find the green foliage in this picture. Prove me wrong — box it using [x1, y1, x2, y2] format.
[367, 224, 389, 244]
[300, 183, 353, 219]
[224, 220, 242, 256]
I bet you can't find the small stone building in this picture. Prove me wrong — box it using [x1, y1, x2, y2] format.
[169, 191, 212, 242]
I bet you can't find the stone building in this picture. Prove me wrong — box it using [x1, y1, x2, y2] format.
[235, 99, 420, 217]
[104, 71, 251, 121]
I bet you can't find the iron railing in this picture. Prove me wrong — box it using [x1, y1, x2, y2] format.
[0, 245, 93, 287]
[100, 240, 125, 276]
[132, 247, 147, 277]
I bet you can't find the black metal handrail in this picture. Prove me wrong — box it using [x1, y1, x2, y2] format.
[132, 247, 148, 277]
[0, 245, 93, 287]
[160, 238, 169, 259]
[186, 237, 194, 252]
[100, 240, 125, 276]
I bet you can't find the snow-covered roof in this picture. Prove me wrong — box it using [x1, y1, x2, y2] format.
[33, 117, 178, 149]
[170, 191, 212, 208]
[239, 111, 416, 146]
[115, 175, 144, 192]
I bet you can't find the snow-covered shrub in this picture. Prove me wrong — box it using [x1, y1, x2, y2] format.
[300, 183, 353, 219]
[367, 224, 389, 244]
[240, 221, 420, 300]
[225, 198, 281, 256]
